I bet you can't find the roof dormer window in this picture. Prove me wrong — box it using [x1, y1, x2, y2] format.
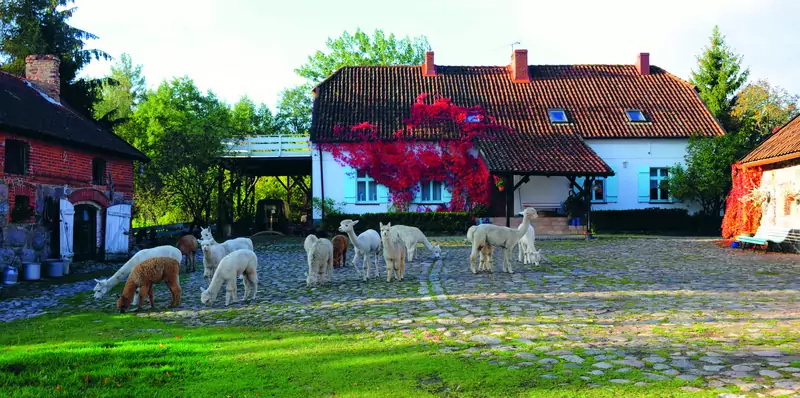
[626, 109, 646, 122]
[548, 108, 568, 124]
[465, 113, 480, 123]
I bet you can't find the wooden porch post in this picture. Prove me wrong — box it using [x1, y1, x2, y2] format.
[216, 165, 224, 234]
[505, 173, 514, 227]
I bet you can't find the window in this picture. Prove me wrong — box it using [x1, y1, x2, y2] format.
[465, 112, 480, 123]
[356, 170, 377, 202]
[626, 109, 646, 122]
[92, 158, 106, 185]
[420, 181, 443, 202]
[548, 108, 568, 123]
[4, 139, 29, 175]
[591, 179, 605, 202]
[649, 168, 669, 201]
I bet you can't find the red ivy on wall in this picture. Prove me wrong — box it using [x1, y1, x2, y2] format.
[316, 94, 510, 211]
[721, 163, 763, 238]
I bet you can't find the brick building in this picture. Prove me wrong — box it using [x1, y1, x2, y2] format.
[0, 54, 149, 262]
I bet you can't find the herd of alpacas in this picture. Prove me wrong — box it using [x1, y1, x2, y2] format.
[91, 207, 543, 313]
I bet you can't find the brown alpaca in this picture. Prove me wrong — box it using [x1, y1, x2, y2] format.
[176, 234, 198, 272]
[117, 257, 181, 313]
[331, 235, 349, 269]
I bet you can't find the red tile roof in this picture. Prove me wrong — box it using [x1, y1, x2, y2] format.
[741, 115, 800, 166]
[310, 63, 724, 175]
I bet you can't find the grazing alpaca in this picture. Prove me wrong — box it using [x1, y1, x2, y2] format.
[116, 257, 181, 313]
[200, 249, 259, 306]
[338, 219, 381, 281]
[94, 245, 182, 306]
[467, 225, 494, 272]
[198, 226, 254, 254]
[517, 224, 541, 266]
[201, 241, 228, 284]
[469, 207, 538, 274]
[303, 234, 334, 286]
[176, 234, 198, 272]
[391, 225, 440, 262]
[331, 235, 349, 269]
[380, 222, 406, 282]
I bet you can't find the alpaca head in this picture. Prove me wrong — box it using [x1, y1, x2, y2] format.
[116, 294, 131, 313]
[200, 227, 213, 241]
[531, 249, 542, 266]
[93, 278, 108, 298]
[200, 287, 213, 304]
[518, 207, 538, 220]
[379, 222, 392, 240]
[338, 219, 359, 234]
[304, 234, 318, 252]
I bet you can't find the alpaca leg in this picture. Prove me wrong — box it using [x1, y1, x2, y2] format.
[225, 281, 235, 306]
[518, 244, 523, 263]
[505, 248, 514, 274]
[166, 279, 181, 307]
[406, 244, 414, 262]
[469, 246, 479, 274]
[137, 285, 148, 312]
[374, 251, 380, 278]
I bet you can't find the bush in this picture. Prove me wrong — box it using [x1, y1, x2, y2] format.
[592, 208, 722, 236]
[322, 212, 473, 235]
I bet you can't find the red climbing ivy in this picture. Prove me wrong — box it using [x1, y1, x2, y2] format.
[316, 94, 510, 211]
[721, 163, 763, 238]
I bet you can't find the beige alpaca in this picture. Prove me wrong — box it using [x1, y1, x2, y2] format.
[469, 207, 538, 274]
[467, 225, 494, 271]
[391, 225, 440, 261]
[304, 234, 334, 286]
[200, 249, 259, 306]
[338, 219, 381, 281]
[379, 222, 406, 282]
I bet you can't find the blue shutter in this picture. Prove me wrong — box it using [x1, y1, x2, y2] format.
[637, 166, 650, 203]
[606, 168, 618, 203]
[573, 177, 586, 194]
[377, 184, 389, 203]
[414, 182, 422, 203]
[441, 184, 452, 204]
[343, 166, 357, 204]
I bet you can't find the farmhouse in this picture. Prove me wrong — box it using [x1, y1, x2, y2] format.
[308, 49, 725, 231]
[0, 54, 149, 261]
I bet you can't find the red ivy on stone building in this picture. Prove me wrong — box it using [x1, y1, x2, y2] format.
[721, 163, 764, 238]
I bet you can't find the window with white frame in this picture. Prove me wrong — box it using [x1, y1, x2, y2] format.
[591, 178, 605, 202]
[625, 109, 646, 122]
[548, 108, 568, 123]
[649, 168, 669, 201]
[356, 170, 378, 202]
[420, 180, 443, 202]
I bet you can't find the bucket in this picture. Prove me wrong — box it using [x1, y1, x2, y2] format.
[62, 258, 71, 275]
[44, 261, 62, 278]
[22, 262, 40, 281]
[47, 258, 69, 275]
[3, 266, 18, 285]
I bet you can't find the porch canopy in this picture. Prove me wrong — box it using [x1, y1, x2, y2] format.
[475, 132, 615, 226]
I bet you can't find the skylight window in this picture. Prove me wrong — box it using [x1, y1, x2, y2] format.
[548, 109, 568, 123]
[626, 109, 646, 122]
[465, 113, 480, 123]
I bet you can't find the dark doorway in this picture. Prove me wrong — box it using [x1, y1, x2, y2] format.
[74, 204, 98, 261]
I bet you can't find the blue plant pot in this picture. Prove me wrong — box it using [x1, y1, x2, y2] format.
[731, 241, 739, 248]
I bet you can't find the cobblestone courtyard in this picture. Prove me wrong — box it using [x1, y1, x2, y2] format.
[3, 236, 800, 396]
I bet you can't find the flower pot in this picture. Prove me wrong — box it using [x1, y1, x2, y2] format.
[21, 249, 36, 263]
[44, 261, 62, 278]
[3, 266, 18, 285]
[21, 262, 40, 281]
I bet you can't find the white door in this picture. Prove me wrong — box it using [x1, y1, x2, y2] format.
[105, 204, 132, 255]
[59, 199, 75, 258]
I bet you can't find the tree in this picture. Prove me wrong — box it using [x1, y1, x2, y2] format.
[732, 79, 799, 148]
[276, 85, 313, 135]
[93, 53, 146, 125]
[296, 28, 431, 84]
[119, 77, 238, 225]
[689, 25, 749, 130]
[231, 96, 282, 136]
[0, 0, 110, 117]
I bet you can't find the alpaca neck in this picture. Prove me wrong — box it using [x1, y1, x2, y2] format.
[381, 233, 399, 257]
[345, 229, 364, 251]
[207, 270, 225, 295]
[516, 216, 531, 240]
[120, 280, 139, 301]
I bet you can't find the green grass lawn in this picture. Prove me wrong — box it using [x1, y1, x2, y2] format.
[0, 313, 726, 397]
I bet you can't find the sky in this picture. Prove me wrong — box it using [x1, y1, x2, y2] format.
[70, 0, 800, 110]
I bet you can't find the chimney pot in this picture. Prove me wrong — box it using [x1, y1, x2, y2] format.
[25, 54, 61, 103]
[423, 51, 436, 76]
[510, 49, 530, 83]
[636, 52, 650, 76]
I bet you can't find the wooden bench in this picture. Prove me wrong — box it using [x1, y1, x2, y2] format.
[735, 226, 793, 252]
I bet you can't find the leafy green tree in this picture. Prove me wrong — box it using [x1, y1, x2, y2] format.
[231, 96, 282, 136]
[276, 85, 313, 135]
[93, 53, 146, 125]
[296, 28, 431, 84]
[689, 25, 749, 130]
[732, 79, 800, 148]
[0, 0, 110, 117]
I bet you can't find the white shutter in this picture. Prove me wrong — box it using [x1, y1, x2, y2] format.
[105, 204, 132, 256]
[59, 199, 74, 258]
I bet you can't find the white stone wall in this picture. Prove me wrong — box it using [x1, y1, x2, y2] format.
[757, 163, 800, 229]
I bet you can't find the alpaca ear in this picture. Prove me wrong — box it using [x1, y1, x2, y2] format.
[94, 278, 102, 283]
[352, 220, 359, 225]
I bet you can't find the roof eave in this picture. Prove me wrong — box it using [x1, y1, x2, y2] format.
[741, 152, 800, 169]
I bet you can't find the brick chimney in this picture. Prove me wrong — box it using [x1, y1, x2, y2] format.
[423, 51, 436, 76]
[635, 52, 650, 76]
[25, 54, 61, 103]
[510, 49, 530, 83]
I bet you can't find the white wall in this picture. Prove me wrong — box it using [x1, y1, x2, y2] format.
[758, 163, 800, 229]
[312, 149, 389, 221]
[512, 138, 702, 214]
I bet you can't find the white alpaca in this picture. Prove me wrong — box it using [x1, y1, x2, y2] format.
[198, 226, 253, 253]
[469, 207, 538, 274]
[466, 225, 494, 272]
[517, 224, 541, 266]
[93, 245, 182, 306]
[200, 249, 259, 306]
[380, 222, 406, 282]
[201, 241, 228, 283]
[391, 225, 440, 262]
[303, 234, 334, 286]
[338, 219, 381, 281]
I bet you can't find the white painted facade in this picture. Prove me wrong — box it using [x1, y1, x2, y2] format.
[757, 163, 800, 229]
[312, 138, 703, 221]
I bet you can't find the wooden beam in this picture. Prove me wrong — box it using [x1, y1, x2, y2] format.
[741, 152, 800, 168]
[513, 174, 531, 191]
[505, 173, 515, 227]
